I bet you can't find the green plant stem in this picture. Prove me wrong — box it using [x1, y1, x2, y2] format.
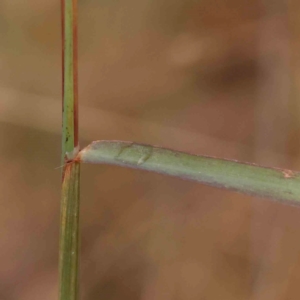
[79, 140, 300, 204]
[61, 0, 78, 162]
[60, 0, 80, 300]
[59, 162, 80, 300]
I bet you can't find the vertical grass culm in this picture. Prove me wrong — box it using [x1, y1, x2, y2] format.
[59, 0, 80, 300]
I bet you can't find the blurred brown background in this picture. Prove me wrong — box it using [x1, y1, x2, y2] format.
[2, 0, 300, 299]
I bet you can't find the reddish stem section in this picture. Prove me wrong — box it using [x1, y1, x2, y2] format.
[72, 0, 79, 147]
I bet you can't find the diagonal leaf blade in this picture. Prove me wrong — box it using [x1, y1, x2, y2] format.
[79, 140, 300, 204]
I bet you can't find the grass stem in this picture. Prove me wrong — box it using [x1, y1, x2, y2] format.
[60, 0, 80, 299]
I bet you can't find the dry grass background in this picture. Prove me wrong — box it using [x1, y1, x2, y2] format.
[1, 0, 300, 299]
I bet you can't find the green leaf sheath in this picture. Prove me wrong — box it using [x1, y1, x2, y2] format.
[59, 162, 80, 300]
[62, 0, 78, 163]
[79, 141, 300, 204]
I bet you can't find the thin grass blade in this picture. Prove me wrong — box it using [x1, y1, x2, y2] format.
[79, 140, 300, 204]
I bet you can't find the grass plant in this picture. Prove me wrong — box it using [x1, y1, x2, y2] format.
[59, 1, 300, 299]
